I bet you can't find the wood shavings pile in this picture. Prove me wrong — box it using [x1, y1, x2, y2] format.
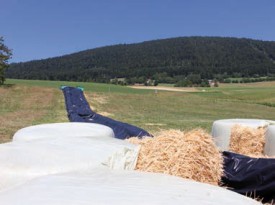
[229, 125, 266, 157]
[127, 129, 223, 185]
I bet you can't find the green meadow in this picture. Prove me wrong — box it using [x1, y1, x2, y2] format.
[1, 79, 275, 143]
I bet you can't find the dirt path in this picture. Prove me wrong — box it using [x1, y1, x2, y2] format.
[129, 85, 198, 92]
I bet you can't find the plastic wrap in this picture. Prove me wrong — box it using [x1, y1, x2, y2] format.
[222, 151, 275, 203]
[265, 125, 275, 156]
[13, 122, 114, 142]
[0, 167, 261, 205]
[211, 119, 273, 152]
[0, 137, 139, 190]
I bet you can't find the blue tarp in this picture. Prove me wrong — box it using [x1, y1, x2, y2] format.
[222, 151, 275, 203]
[61, 86, 152, 139]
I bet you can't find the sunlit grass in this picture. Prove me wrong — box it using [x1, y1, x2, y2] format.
[6, 79, 152, 94]
[1, 79, 275, 143]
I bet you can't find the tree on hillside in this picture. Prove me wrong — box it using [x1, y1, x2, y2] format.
[0, 36, 12, 85]
[5, 37, 275, 82]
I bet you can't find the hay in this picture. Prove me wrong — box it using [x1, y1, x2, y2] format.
[229, 125, 266, 157]
[127, 129, 223, 185]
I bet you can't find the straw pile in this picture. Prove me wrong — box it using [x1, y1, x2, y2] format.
[229, 125, 266, 157]
[127, 129, 223, 185]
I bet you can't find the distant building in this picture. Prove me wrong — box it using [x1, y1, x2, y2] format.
[110, 78, 126, 85]
[208, 79, 219, 87]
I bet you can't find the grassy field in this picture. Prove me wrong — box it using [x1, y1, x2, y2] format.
[1, 79, 275, 143]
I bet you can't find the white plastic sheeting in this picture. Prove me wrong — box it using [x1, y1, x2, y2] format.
[0, 167, 261, 205]
[265, 125, 275, 156]
[211, 119, 275, 152]
[0, 136, 139, 191]
[13, 122, 114, 142]
[0, 122, 263, 204]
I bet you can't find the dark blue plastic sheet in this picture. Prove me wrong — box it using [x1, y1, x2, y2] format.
[61, 86, 152, 139]
[222, 151, 275, 203]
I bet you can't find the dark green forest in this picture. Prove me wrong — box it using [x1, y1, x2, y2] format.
[6, 37, 275, 85]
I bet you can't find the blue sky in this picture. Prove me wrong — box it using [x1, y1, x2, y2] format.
[1, 0, 275, 62]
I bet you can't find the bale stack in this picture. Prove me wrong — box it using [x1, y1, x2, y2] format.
[229, 125, 266, 157]
[127, 129, 223, 186]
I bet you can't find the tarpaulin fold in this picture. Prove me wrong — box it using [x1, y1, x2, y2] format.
[222, 151, 275, 203]
[61, 86, 152, 139]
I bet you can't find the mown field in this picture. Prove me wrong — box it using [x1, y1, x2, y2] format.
[1, 79, 275, 143]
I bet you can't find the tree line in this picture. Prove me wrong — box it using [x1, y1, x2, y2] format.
[6, 36, 275, 86]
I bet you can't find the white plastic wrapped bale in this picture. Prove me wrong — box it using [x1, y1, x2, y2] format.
[265, 125, 275, 156]
[0, 167, 261, 205]
[211, 119, 274, 151]
[13, 122, 114, 142]
[0, 137, 139, 191]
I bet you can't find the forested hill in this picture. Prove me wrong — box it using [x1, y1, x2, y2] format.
[6, 37, 275, 83]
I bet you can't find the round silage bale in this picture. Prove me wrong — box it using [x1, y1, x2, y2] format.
[0, 167, 261, 205]
[0, 135, 139, 190]
[229, 124, 266, 157]
[211, 119, 271, 151]
[13, 122, 114, 142]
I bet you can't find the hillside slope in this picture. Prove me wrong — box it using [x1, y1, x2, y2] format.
[6, 37, 275, 82]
